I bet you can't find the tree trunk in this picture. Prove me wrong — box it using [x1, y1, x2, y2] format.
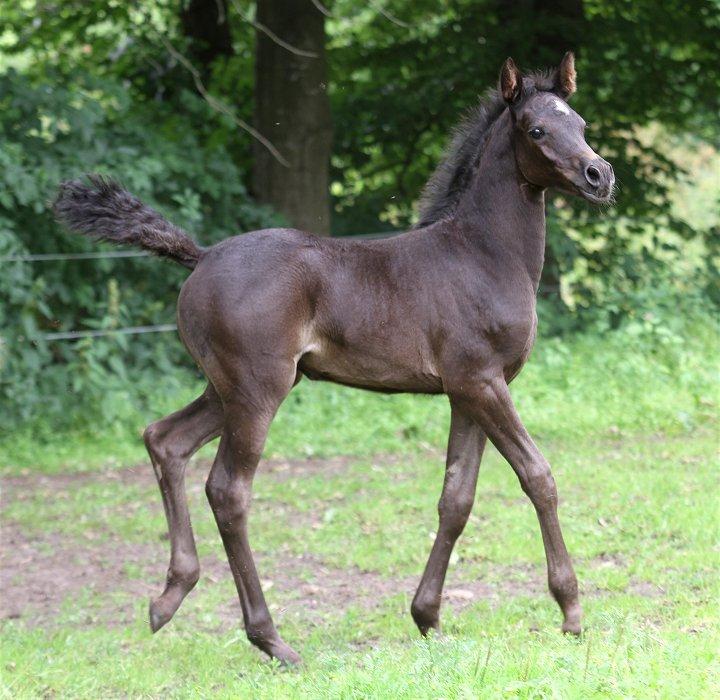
[252, 0, 332, 234]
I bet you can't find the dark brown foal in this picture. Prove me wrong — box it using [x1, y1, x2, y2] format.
[54, 52, 614, 664]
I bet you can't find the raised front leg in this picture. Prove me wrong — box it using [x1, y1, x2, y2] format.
[451, 375, 581, 634]
[411, 404, 486, 635]
[143, 385, 223, 632]
[206, 401, 301, 666]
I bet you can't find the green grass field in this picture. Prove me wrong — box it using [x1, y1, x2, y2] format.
[1, 324, 719, 698]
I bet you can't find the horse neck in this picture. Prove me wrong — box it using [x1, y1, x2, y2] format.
[452, 110, 546, 289]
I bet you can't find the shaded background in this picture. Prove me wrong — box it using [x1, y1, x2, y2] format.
[0, 0, 718, 436]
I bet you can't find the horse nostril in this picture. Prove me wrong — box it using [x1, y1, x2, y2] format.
[585, 164, 601, 187]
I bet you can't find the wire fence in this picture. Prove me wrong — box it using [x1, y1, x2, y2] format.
[6, 230, 559, 342]
[0, 250, 150, 263]
[41, 324, 178, 341]
[0, 231, 394, 264]
[4, 232, 395, 341]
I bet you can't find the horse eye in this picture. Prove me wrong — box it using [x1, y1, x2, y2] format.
[529, 127, 545, 140]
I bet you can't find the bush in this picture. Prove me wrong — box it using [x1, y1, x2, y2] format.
[0, 69, 277, 429]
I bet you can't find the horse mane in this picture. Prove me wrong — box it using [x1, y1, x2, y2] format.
[415, 70, 559, 228]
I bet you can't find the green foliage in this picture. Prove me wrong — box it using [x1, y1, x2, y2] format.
[0, 65, 276, 427]
[0, 0, 718, 430]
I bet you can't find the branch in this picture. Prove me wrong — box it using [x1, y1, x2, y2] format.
[229, 0, 318, 58]
[158, 34, 289, 167]
[311, 0, 333, 17]
[214, 0, 226, 24]
[369, 1, 411, 28]
[311, 1, 412, 28]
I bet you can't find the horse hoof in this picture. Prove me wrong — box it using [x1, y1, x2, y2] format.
[420, 623, 442, 638]
[270, 641, 303, 667]
[414, 612, 441, 637]
[561, 619, 582, 636]
[411, 602, 440, 637]
[149, 598, 174, 633]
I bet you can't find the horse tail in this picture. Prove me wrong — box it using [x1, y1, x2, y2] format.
[53, 174, 204, 270]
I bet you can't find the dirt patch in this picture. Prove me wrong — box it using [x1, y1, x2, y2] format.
[2, 451, 427, 495]
[0, 518, 541, 631]
[0, 522, 159, 626]
[626, 580, 666, 597]
[1, 452, 666, 632]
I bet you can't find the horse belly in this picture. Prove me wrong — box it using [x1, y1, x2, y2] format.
[298, 343, 443, 394]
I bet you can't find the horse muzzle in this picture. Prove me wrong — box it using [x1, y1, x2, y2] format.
[578, 157, 615, 203]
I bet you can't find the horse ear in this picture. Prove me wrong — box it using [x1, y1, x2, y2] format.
[555, 51, 577, 99]
[500, 57, 523, 105]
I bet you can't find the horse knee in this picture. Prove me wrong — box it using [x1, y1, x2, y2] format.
[245, 612, 278, 648]
[204, 476, 227, 512]
[205, 476, 251, 530]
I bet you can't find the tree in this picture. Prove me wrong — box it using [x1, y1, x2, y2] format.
[252, 0, 333, 234]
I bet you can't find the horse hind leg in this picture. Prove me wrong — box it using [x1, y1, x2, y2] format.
[206, 408, 301, 665]
[202, 355, 302, 664]
[143, 385, 223, 632]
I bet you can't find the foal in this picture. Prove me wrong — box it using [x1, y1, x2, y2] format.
[54, 53, 614, 664]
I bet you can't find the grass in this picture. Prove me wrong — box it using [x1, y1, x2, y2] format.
[1, 319, 716, 474]
[1, 322, 719, 698]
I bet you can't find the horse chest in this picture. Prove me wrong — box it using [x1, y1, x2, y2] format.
[449, 294, 537, 379]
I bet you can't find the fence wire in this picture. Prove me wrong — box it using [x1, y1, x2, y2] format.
[7, 231, 557, 342]
[1, 250, 150, 262]
[39, 324, 178, 341]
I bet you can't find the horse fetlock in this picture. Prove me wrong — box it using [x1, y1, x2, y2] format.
[549, 567, 578, 604]
[245, 618, 281, 649]
[549, 568, 581, 635]
[167, 560, 200, 589]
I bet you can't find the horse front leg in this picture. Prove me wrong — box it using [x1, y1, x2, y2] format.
[411, 403, 486, 635]
[451, 374, 582, 634]
[143, 385, 223, 632]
